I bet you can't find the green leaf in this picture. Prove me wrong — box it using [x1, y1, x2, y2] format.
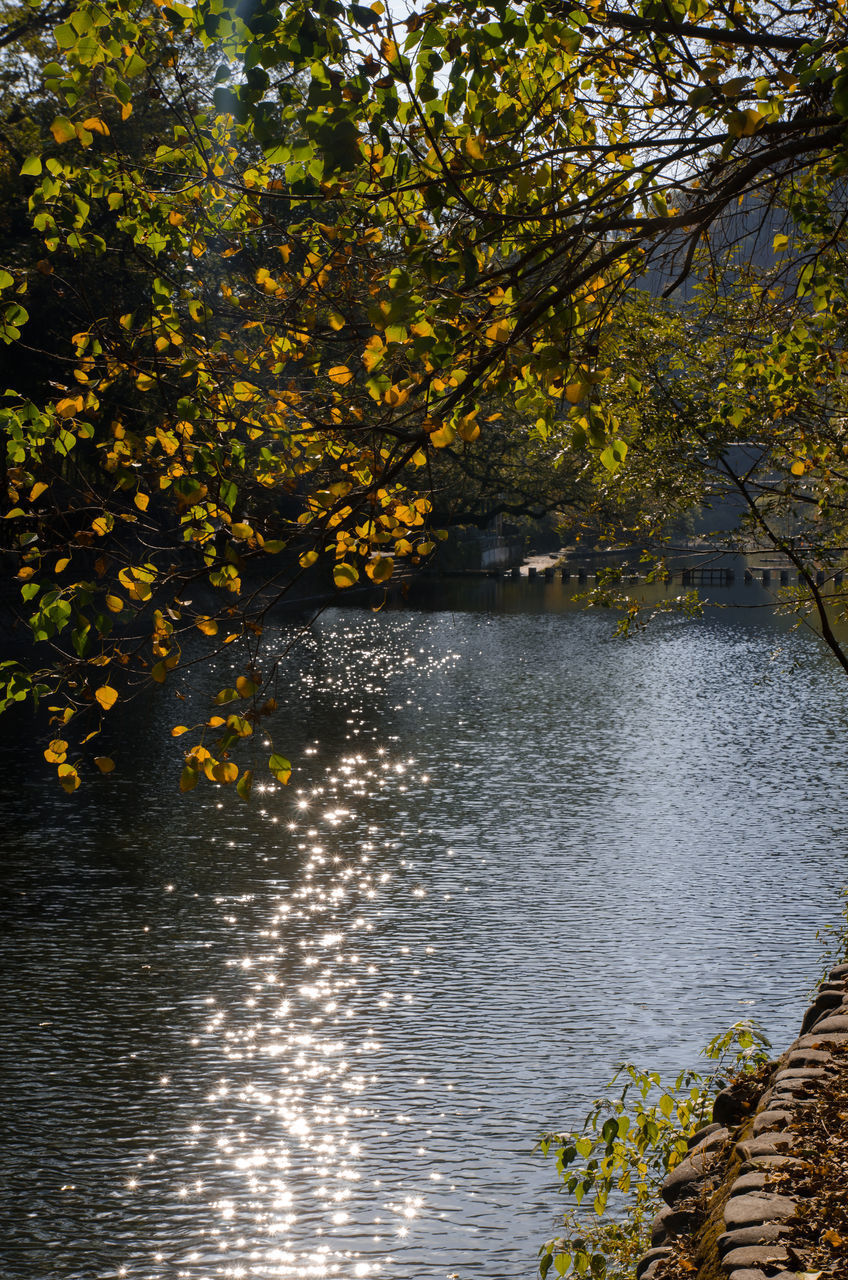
[54, 22, 77, 49]
[833, 73, 848, 118]
[350, 4, 380, 28]
[268, 752, 291, 785]
[20, 156, 42, 177]
[179, 765, 199, 792]
[600, 440, 627, 474]
[124, 52, 147, 78]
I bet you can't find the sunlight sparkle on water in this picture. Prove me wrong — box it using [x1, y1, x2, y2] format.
[93, 623, 474, 1277]
[145, 733, 446, 1277]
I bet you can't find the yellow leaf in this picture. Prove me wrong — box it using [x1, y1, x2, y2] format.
[773, 233, 789, 252]
[328, 365, 354, 385]
[430, 424, 455, 448]
[127, 578, 152, 602]
[211, 761, 238, 784]
[728, 108, 764, 138]
[30, 481, 48, 502]
[333, 562, 359, 588]
[94, 756, 115, 773]
[230, 522, 253, 540]
[50, 116, 76, 145]
[195, 616, 218, 635]
[168, 210, 185, 227]
[58, 763, 80, 793]
[171, 725, 189, 737]
[55, 395, 83, 417]
[208, 716, 225, 727]
[94, 685, 118, 711]
[465, 135, 483, 160]
[81, 116, 110, 136]
[92, 516, 110, 536]
[151, 661, 167, 683]
[485, 321, 510, 344]
[299, 549, 319, 568]
[236, 676, 256, 697]
[44, 739, 68, 764]
[134, 492, 149, 512]
[16, 566, 35, 581]
[121, 102, 133, 121]
[328, 311, 345, 331]
[237, 769, 253, 802]
[361, 334, 385, 373]
[105, 594, 123, 613]
[791, 460, 806, 476]
[457, 417, 480, 442]
[55, 557, 70, 573]
[228, 714, 254, 739]
[565, 382, 588, 404]
[740, 108, 764, 136]
[366, 556, 394, 583]
[385, 384, 409, 407]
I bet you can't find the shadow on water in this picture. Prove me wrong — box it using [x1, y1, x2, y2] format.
[2, 584, 848, 1279]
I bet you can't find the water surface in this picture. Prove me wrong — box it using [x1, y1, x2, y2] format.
[2, 588, 847, 1280]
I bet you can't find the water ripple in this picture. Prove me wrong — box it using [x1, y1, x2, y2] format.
[1, 599, 847, 1278]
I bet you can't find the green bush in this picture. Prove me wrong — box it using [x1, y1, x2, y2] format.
[537, 1022, 772, 1279]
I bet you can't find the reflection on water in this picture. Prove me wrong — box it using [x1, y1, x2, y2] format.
[2, 591, 848, 1279]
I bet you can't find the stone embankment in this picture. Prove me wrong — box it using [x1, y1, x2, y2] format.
[636, 963, 848, 1280]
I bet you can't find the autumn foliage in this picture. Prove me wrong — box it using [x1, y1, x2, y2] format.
[3, 0, 848, 788]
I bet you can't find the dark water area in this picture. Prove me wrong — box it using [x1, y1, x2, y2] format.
[2, 582, 848, 1280]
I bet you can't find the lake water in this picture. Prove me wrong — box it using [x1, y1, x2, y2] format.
[2, 581, 848, 1280]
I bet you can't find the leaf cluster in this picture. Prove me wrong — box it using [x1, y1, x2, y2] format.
[537, 1021, 772, 1279]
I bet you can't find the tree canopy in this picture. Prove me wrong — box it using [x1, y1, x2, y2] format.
[3, 0, 848, 792]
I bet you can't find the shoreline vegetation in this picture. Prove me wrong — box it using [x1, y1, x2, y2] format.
[540, 907, 848, 1279]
